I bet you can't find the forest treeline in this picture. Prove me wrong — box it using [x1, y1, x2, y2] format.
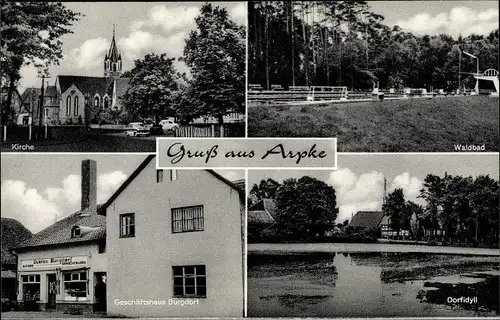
[248, 1, 499, 91]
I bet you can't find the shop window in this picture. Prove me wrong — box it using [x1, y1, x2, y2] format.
[63, 271, 87, 301]
[157, 169, 163, 183]
[120, 213, 135, 237]
[170, 169, 178, 181]
[172, 265, 206, 298]
[22, 274, 41, 301]
[172, 205, 204, 233]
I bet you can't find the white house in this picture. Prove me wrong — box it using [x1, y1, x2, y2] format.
[100, 155, 245, 318]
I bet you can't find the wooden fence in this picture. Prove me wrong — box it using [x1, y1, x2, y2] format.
[174, 124, 245, 137]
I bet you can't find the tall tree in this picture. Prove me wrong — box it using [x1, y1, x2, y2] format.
[1, 1, 80, 124]
[250, 178, 281, 201]
[122, 53, 180, 123]
[383, 188, 406, 238]
[274, 176, 338, 240]
[182, 3, 245, 124]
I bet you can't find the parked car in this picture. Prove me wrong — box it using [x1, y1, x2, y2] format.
[125, 122, 150, 137]
[159, 119, 179, 131]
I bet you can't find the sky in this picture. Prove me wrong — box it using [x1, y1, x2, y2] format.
[17, 1, 499, 92]
[249, 154, 500, 223]
[369, 1, 498, 37]
[18, 1, 247, 91]
[0, 154, 244, 233]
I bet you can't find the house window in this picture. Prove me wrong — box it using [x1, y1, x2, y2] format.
[94, 96, 100, 108]
[120, 213, 135, 237]
[66, 96, 71, 115]
[74, 96, 79, 116]
[98, 240, 106, 253]
[63, 271, 87, 301]
[172, 265, 206, 298]
[72, 226, 81, 238]
[157, 169, 164, 183]
[22, 274, 41, 301]
[172, 206, 204, 233]
[104, 97, 109, 109]
[170, 169, 178, 181]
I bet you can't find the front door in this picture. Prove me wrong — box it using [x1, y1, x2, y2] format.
[47, 274, 57, 309]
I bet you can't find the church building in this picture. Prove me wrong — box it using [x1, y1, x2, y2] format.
[52, 27, 130, 125]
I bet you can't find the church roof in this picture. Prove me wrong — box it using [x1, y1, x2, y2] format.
[106, 27, 121, 62]
[45, 85, 57, 96]
[58, 75, 111, 96]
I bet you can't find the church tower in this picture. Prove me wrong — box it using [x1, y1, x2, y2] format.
[104, 25, 122, 79]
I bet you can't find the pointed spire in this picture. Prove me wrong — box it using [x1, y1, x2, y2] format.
[113, 24, 115, 39]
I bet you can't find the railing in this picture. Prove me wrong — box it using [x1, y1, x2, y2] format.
[174, 123, 245, 137]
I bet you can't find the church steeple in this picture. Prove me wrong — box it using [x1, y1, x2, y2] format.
[104, 25, 122, 79]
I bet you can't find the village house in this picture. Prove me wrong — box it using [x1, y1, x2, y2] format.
[247, 198, 276, 242]
[100, 155, 245, 318]
[1, 218, 33, 310]
[349, 211, 414, 239]
[13, 160, 107, 313]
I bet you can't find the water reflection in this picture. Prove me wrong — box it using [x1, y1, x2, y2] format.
[248, 251, 499, 317]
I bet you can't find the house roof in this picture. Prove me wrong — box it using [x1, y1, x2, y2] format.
[15, 206, 105, 251]
[248, 210, 275, 224]
[1, 218, 33, 264]
[100, 155, 244, 215]
[45, 85, 57, 96]
[248, 198, 277, 219]
[231, 179, 245, 192]
[349, 211, 385, 229]
[380, 215, 390, 225]
[57, 75, 111, 97]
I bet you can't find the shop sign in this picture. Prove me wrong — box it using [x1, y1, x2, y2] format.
[21, 256, 87, 269]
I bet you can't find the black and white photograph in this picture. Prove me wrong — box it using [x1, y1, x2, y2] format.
[247, 154, 499, 318]
[1, 2, 246, 153]
[1, 154, 245, 318]
[247, 1, 499, 152]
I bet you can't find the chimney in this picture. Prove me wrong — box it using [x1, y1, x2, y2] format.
[81, 159, 97, 214]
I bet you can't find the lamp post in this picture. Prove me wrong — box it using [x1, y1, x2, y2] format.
[463, 51, 479, 94]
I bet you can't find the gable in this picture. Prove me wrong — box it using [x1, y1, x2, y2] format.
[100, 155, 244, 215]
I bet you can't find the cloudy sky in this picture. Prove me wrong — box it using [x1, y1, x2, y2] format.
[249, 154, 499, 223]
[19, 1, 246, 91]
[369, 1, 498, 37]
[18, 1, 499, 92]
[1, 154, 244, 233]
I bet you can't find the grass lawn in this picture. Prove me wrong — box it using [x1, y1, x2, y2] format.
[248, 96, 499, 152]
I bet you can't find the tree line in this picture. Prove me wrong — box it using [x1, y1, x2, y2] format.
[384, 173, 499, 246]
[250, 173, 499, 246]
[249, 1, 499, 91]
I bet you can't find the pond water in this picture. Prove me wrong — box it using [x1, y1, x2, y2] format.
[248, 251, 499, 317]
